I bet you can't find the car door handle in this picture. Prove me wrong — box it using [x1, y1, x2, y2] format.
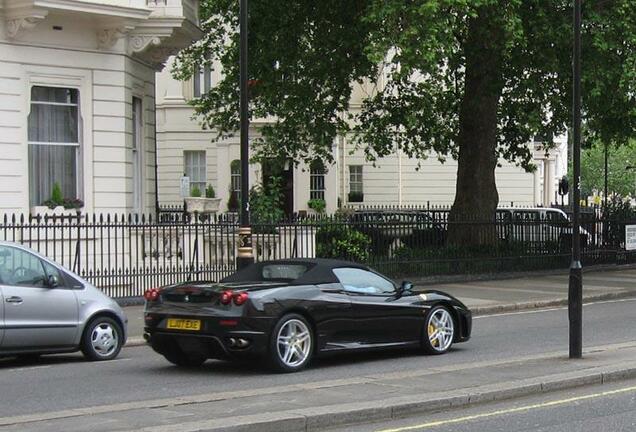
[5, 296, 23, 304]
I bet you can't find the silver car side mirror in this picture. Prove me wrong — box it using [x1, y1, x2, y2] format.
[47, 274, 60, 288]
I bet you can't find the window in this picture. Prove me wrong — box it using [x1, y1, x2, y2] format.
[28, 86, 80, 207]
[132, 97, 143, 212]
[333, 267, 395, 295]
[184, 151, 206, 193]
[0, 246, 48, 287]
[261, 264, 308, 281]
[230, 159, 241, 203]
[193, 63, 212, 98]
[348, 165, 363, 202]
[309, 160, 326, 201]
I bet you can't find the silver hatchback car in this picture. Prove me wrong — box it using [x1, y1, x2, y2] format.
[0, 242, 127, 360]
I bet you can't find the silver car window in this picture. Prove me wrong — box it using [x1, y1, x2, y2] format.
[0, 246, 47, 287]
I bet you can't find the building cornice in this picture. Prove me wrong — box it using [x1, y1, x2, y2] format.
[3, 0, 201, 71]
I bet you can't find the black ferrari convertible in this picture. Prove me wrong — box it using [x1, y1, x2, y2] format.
[143, 259, 471, 372]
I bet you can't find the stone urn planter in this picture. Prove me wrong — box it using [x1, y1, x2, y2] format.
[31, 205, 82, 219]
[184, 197, 222, 215]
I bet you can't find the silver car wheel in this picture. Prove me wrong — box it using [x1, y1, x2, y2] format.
[427, 308, 454, 352]
[91, 322, 118, 357]
[276, 319, 311, 368]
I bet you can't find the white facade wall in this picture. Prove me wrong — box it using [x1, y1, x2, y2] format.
[338, 142, 536, 207]
[0, 0, 200, 215]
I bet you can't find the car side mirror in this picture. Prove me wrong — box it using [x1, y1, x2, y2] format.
[398, 280, 413, 296]
[47, 274, 59, 288]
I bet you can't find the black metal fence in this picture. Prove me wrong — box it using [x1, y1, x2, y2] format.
[1, 207, 635, 298]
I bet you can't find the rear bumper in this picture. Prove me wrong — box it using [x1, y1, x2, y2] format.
[144, 313, 272, 358]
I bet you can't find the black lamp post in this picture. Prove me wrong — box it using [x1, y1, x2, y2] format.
[568, 0, 583, 359]
[237, 0, 254, 270]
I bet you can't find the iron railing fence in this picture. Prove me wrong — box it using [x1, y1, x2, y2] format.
[1, 210, 634, 298]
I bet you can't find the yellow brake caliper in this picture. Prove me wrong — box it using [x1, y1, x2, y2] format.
[428, 323, 438, 347]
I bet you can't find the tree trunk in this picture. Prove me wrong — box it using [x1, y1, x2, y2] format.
[447, 6, 506, 246]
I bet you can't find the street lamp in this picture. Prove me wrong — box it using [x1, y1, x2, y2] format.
[237, 0, 254, 270]
[568, 0, 583, 359]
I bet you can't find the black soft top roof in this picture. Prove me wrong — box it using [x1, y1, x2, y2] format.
[220, 258, 370, 285]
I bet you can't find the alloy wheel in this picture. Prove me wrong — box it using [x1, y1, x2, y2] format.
[427, 308, 454, 352]
[276, 319, 312, 368]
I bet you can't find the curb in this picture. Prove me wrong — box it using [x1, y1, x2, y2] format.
[130, 363, 636, 432]
[125, 336, 146, 347]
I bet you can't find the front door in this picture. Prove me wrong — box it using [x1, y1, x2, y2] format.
[333, 268, 421, 344]
[0, 246, 79, 350]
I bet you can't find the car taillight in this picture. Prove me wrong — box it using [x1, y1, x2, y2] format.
[233, 292, 249, 306]
[144, 288, 159, 301]
[220, 290, 233, 305]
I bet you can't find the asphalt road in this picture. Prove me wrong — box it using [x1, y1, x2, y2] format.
[1, 298, 636, 417]
[331, 378, 636, 432]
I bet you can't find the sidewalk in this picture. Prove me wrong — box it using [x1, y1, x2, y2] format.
[4, 341, 636, 432]
[124, 266, 636, 347]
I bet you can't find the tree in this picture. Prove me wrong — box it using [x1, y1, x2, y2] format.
[174, 0, 636, 244]
[575, 140, 636, 198]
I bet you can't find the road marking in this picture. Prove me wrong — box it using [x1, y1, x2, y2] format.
[377, 384, 636, 432]
[475, 297, 636, 319]
[4, 365, 51, 372]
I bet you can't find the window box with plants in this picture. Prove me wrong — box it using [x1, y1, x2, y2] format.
[307, 198, 326, 215]
[31, 182, 84, 218]
[185, 185, 222, 214]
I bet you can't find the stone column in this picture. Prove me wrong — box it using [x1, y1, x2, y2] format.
[544, 159, 556, 205]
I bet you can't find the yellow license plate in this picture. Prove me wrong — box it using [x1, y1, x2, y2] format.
[166, 319, 201, 331]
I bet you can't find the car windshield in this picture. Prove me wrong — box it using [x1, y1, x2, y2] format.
[261, 264, 308, 281]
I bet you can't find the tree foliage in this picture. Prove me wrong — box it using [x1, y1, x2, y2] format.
[575, 140, 636, 198]
[173, 0, 636, 241]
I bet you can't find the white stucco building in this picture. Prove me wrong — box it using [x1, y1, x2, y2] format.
[0, 0, 200, 215]
[156, 58, 568, 214]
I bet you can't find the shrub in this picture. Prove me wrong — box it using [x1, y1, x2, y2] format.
[44, 182, 64, 208]
[205, 184, 216, 198]
[307, 198, 326, 214]
[249, 176, 285, 225]
[62, 198, 84, 210]
[316, 224, 371, 262]
[190, 185, 202, 197]
[227, 190, 239, 212]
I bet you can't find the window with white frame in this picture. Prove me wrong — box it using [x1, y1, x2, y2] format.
[230, 159, 241, 203]
[193, 63, 212, 98]
[28, 86, 81, 207]
[310, 160, 326, 200]
[349, 165, 363, 197]
[184, 151, 206, 194]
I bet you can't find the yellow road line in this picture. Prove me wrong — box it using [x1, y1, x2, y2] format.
[378, 384, 636, 432]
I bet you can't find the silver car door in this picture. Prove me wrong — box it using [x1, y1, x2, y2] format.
[0, 246, 79, 350]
